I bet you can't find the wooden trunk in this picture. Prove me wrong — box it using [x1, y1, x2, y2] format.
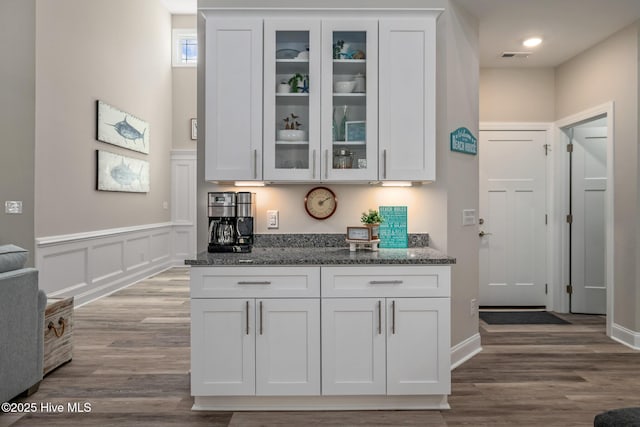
[43, 297, 74, 375]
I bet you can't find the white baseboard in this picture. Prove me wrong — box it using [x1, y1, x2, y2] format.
[611, 322, 640, 350]
[35, 222, 192, 306]
[450, 332, 482, 370]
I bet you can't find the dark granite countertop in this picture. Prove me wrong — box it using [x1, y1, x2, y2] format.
[185, 234, 455, 266]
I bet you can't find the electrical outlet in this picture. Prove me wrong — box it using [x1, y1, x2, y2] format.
[267, 210, 279, 229]
[470, 298, 478, 317]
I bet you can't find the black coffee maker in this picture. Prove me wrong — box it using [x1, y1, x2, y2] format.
[207, 192, 254, 253]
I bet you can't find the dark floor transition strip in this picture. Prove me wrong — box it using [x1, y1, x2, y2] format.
[479, 311, 570, 325]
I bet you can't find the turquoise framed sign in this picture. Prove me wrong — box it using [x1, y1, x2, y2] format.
[379, 206, 408, 248]
[450, 127, 477, 155]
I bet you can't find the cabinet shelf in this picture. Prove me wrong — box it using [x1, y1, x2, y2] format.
[333, 141, 366, 146]
[276, 93, 310, 106]
[333, 60, 366, 75]
[333, 59, 366, 64]
[332, 93, 366, 106]
[276, 140, 309, 145]
[276, 60, 309, 74]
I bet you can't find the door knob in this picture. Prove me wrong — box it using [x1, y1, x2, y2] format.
[479, 231, 493, 237]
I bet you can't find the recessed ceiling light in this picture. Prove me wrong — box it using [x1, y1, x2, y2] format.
[523, 37, 542, 48]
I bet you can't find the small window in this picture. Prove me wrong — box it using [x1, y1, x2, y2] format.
[173, 29, 197, 67]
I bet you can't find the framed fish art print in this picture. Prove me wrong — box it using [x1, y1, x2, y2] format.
[96, 150, 149, 193]
[96, 100, 150, 154]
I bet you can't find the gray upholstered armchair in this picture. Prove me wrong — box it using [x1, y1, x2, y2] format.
[0, 245, 46, 403]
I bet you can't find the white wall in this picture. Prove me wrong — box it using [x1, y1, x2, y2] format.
[34, 0, 173, 238]
[556, 22, 640, 333]
[0, 0, 36, 263]
[435, 1, 480, 354]
[32, 0, 180, 302]
[480, 68, 555, 122]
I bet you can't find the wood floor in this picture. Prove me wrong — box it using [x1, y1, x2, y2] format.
[3, 267, 639, 426]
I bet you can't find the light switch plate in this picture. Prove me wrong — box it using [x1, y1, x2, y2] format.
[462, 209, 476, 226]
[267, 210, 279, 229]
[5, 201, 23, 214]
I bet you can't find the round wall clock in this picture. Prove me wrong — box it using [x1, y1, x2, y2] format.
[304, 186, 337, 220]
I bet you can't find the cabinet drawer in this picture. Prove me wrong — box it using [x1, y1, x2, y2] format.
[191, 266, 320, 298]
[321, 266, 450, 297]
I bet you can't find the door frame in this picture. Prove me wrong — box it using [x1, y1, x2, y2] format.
[555, 102, 614, 337]
[479, 122, 553, 311]
[481, 101, 614, 338]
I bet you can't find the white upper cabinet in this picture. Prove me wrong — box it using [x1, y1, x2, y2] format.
[204, 11, 439, 183]
[204, 18, 263, 181]
[263, 19, 322, 181]
[379, 18, 437, 182]
[321, 20, 378, 182]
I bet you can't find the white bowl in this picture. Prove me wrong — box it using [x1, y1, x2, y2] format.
[277, 129, 306, 141]
[334, 80, 356, 93]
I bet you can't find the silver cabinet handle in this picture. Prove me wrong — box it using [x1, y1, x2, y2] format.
[253, 149, 258, 179]
[259, 301, 263, 335]
[383, 149, 387, 179]
[237, 281, 272, 285]
[312, 149, 316, 179]
[245, 300, 250, 335]
[391, 300, 396, 334]
[325, 149, 329, 179]
[369, 280, 403, 285]
[479, 231, 493, 237]
[378, 300, 382, 335]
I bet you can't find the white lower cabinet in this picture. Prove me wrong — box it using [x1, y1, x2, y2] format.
[256, 298, 320, 395]
[191, 298, 256, 396]
[386, 298, 450, 395]
[190, 265, 450, 409]
[322, 297, 450, 396]
[191, 298, 320, 396]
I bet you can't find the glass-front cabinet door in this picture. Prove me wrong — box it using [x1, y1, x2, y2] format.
[321, 20, 378, 181]
[264, 20, 321, 181]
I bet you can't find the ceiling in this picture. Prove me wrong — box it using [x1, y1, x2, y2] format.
[454, 0, 640, 68]
[160, 0, 196, 15]
[160, 0, 640, 68]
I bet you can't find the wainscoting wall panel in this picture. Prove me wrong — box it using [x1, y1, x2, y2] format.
[91, 241, 124, 283]
[171, 149, 197, 260]
[34, 150, 198, 306]
[36, 223, 182, 306]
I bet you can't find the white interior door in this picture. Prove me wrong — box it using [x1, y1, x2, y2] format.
[570, 125, 607, 314]
[479, 130, 547, 306]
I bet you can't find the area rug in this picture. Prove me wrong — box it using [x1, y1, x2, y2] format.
[479, 311, 569, 325]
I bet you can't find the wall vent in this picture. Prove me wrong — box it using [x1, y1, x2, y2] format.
[501, 51, 531, 58]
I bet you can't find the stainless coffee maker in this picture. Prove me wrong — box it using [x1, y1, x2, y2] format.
[207, 191, 254, 253]
[235, 192, 255, 246]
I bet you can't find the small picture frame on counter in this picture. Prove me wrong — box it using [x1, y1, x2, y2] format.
[347, 226, 374, 241]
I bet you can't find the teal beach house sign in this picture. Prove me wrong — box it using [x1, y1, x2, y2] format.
[450, 127, 477, 155]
